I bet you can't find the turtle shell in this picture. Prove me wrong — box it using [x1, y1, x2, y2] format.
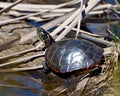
[45, 39, 104, 73]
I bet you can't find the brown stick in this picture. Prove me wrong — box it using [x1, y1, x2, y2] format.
[0, 0, 24, 15]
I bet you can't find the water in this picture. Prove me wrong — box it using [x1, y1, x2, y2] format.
[0, 71, 65, 96]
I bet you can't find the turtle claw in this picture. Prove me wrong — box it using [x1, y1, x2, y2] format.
[42, 61, 51, 74]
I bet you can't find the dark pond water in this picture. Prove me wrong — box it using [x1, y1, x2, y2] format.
[0, 70, 65, 96]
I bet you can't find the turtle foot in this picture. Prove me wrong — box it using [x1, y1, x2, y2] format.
[42, 61, 51, 74]
[89, 67, 102, 76]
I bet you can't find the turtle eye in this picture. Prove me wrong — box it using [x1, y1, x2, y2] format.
[37, 28, 51, 46]
[37, 28, 46, 41]
[37, 28, 44, 36]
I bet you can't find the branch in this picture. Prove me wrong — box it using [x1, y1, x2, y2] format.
[0, 53, 44, 68]
[0, 0, 23, 15]
[0, 65, 43, 72]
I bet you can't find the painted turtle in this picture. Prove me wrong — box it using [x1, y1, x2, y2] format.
[37, 27, 104, 77]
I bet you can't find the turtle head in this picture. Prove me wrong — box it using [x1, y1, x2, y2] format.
[37, 27, 55, 48]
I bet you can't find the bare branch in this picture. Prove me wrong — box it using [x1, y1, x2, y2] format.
[0, 53, 44, 68]
[0, 0, 24, 15]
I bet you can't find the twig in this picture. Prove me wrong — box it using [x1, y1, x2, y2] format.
[72, 28, 102, 37]
[76, 0, 83, 38]
[0, 47, 36, 60]
[4, 10, 65, 18]
[0, 1, 73, 9]
[0, 0, 80, 26]
[57, 23, 103, 37]
[0, 53, 44, 68]
[107, 29, 120, 41]
[56, 15, 79, 41]
[0, 0, 23, 15]
[0, 65, 43, 72]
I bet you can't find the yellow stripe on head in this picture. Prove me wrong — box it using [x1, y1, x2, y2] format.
[37, 28, 50, 46]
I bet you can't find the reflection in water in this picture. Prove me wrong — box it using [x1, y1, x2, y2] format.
[0, 71, 65, 96]
[0, 72, 42, 96]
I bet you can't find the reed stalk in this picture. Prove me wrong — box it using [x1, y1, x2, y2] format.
[0, 0, 23, 15]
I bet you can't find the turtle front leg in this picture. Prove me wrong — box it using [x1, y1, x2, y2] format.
[89, 67, 102, 76]
[42, 61, 51, 74]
